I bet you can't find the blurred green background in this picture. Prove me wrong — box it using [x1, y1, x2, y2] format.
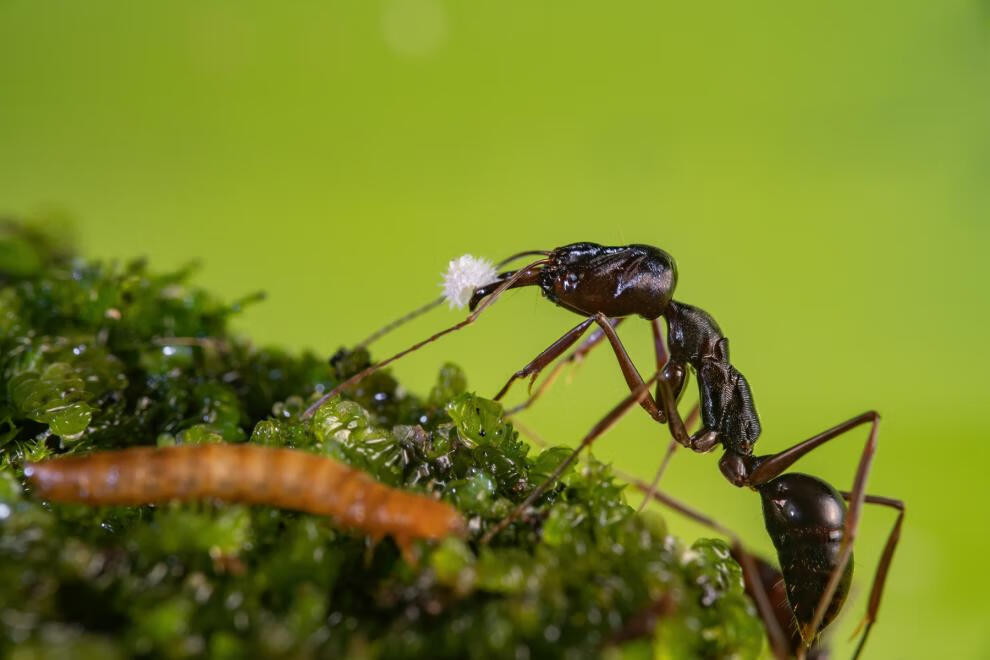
[1, 1, 988, 657]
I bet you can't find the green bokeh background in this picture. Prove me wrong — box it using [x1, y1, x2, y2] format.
[2, 2, 988, 657]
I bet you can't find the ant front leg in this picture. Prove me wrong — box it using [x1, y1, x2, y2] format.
[503, 311, 674, 424]
[494, 317, 598, 401]
[655, 369, 720, 452]
[505, 317, 627, 415]
[589, 313, 668, 422]
[498, 314, 670, 420]
[614, 469, 791, 660]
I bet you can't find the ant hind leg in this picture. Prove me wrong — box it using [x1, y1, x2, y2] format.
[615, 470, 792, 660]
[634, 404, 700, 513]
[479, 374, 658, 545]
[841, 492, 904, 660]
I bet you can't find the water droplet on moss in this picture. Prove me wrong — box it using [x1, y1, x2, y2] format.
[48, 402, 93, 438]
[445, 468, 496, 514]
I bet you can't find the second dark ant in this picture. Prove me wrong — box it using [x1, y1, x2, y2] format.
[304, 242, 904, 658]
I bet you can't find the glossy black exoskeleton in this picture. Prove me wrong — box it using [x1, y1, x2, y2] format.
[470, 243, 677, 320]
[760, 474, 854, 633]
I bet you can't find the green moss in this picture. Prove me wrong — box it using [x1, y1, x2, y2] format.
[0, 221, 764, 658]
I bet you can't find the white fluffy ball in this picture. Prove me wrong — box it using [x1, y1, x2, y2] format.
[441, 255, 498, 309]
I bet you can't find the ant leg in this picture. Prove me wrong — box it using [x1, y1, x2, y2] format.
[302, 259, 549, 419]
[654, 375, 720, 452]
[744, 412, 881, 648]
[506, 313, 666, 418]
[614, 469, 791, 660]
[506, 318, 626, 415]
[634, 403, 700, 513]
[650, 318, 670, 403]
[633, 318, 690, 513]
[645, 318, 713, 453]
[511, 417, 548, 448]
[502, 312, 667, 423]
[647, 317, 712, 451]
[590, 313, 668, 422]
[510, 403, 789, 658]
[479, 373, 658, 545]
[839, 492, 904, 660]
[356, 297, 445, 348]
[746, 411, 879, 488]
[493, 317, 597, 401]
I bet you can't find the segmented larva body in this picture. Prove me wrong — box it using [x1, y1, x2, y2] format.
[24, 444, 466, 555]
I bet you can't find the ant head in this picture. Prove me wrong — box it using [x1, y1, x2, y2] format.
[543, 243, 678, 318]
[460, 251, 552, 312]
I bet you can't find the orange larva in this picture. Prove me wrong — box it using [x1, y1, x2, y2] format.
[24, 444, 466, 559]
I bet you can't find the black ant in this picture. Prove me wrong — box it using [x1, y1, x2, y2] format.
[304, 242, 904, 659]
[307, 243, 743, 453]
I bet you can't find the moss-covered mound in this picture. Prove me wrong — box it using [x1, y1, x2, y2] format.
[0, 220, 764, 659]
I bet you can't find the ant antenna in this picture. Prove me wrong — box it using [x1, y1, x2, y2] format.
[355, 250, 551, 349]
[356, 296, 445, 348]
[304, 256, 549, 419]
[494, 250, 553, 267]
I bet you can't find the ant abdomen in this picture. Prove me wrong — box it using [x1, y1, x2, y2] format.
[759, 473, 853, 637]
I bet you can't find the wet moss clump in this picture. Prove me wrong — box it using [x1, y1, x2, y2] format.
[0, 220, 765, 659]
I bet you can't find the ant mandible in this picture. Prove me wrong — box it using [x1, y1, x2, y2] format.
[304, 242, 903, 658]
